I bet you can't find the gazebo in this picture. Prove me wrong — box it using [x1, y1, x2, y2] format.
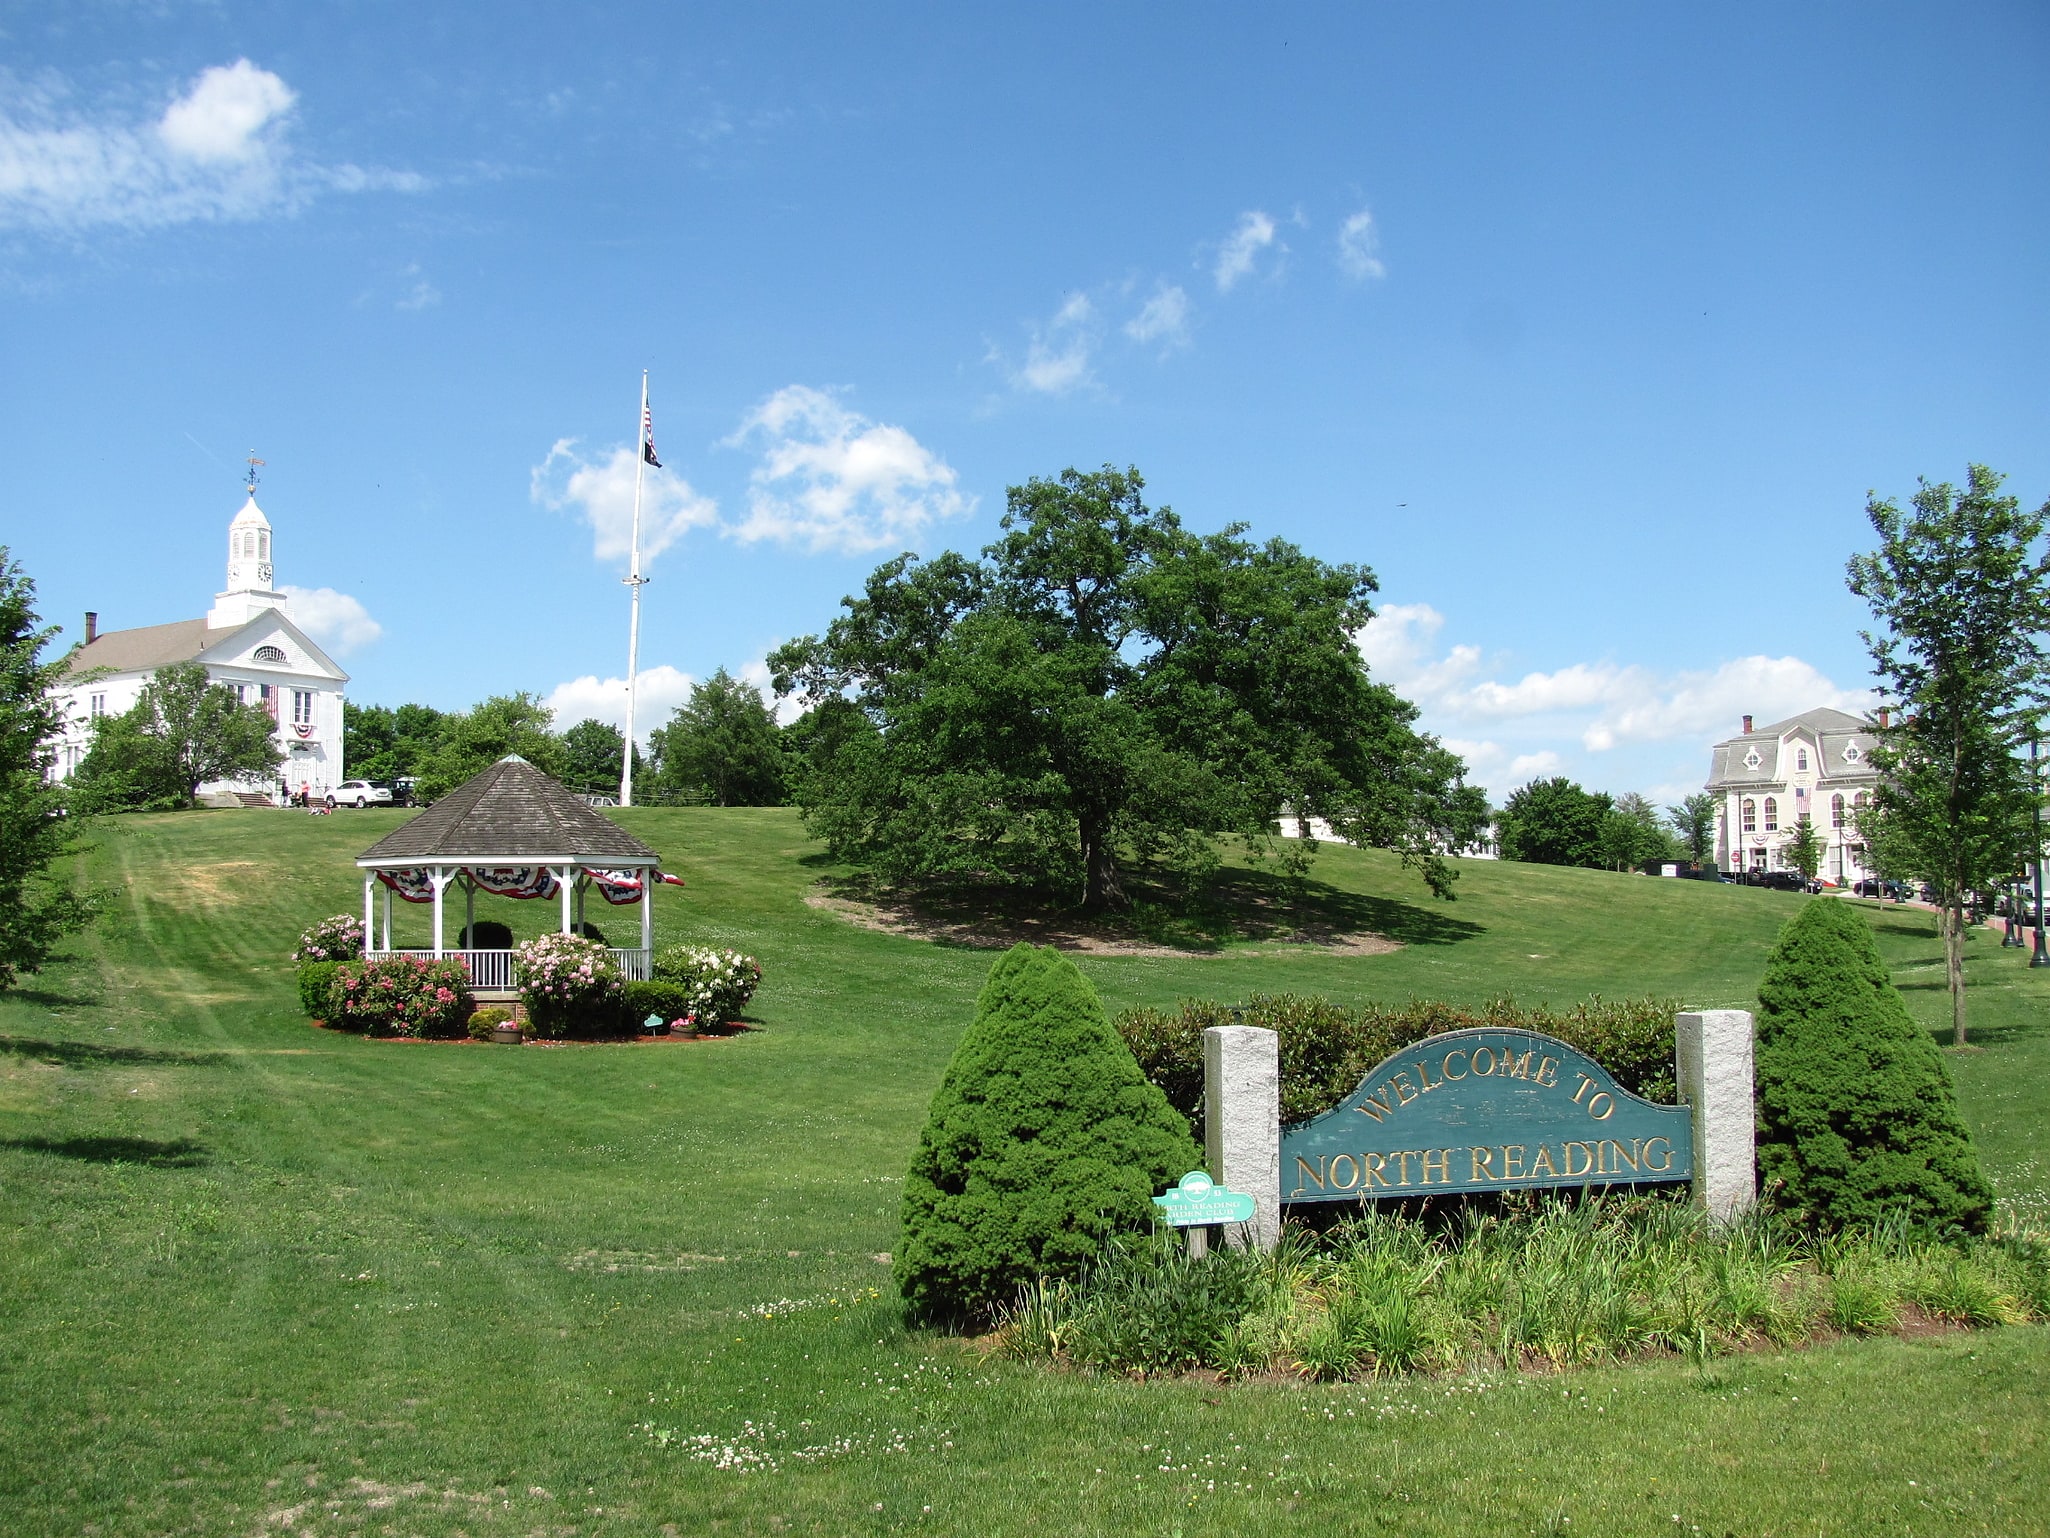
[355, 755, 675, 992]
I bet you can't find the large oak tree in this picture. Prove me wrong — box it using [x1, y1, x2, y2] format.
[770, 466, 1486, 910]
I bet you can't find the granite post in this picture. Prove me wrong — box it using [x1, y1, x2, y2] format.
[1203, 1024, 1281, 1251]
[1675, 1009, 1756, 1221]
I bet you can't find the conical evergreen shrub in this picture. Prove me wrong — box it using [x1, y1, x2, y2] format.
[895, 944, 1200, 1321]
[1755, 898, 1993, 1233]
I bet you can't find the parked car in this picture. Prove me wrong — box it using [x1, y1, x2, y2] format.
[327, 779, 393, 809]
[1853, 878, 1906, 901]
[1678, 866, 1732, 883]
[392, 776, 421, 807]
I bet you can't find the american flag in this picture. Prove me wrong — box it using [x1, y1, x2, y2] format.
[642, 404, 661, 468]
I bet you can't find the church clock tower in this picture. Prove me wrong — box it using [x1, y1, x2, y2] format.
[207, 465, 290, 630]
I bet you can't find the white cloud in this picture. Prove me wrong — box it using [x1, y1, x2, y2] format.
[0, 59, 422, 234]
[737, 656, 806, 725]
[1124, 282, 1191, 351]
[279, 586, 382, 656]
[1336, 208, 1386, 280]
[1355, 600, 1876, 794]
[725, 385, 972, 554]
[1213, 209, 1277, 292]
[543, 665, 697, 747]
[531, 440, 720, 566]
[395, 263, 439, 310]
[1005, 292, 1099, 394]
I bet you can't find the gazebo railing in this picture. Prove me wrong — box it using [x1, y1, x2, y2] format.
[370, 947, 653, 988]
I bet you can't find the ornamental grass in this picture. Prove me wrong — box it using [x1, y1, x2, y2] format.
[991, 1195, 2050, 1380]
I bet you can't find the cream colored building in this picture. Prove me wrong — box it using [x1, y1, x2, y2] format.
[1704, 707, 1880, 882]
[47, 489, 349, 800]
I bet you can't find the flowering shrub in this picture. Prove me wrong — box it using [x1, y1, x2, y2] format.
[513, 932, 624, 1038]
[293, 913, 365, 964]
[325, 955, 474, 1038]
[653, 945, 762, 1027]
[297, 960, 341, 1019]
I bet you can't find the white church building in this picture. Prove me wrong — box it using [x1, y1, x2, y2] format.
[1705, 707, 1881, 883]
[47, 487, 349, 802]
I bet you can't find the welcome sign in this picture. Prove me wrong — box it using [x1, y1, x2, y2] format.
[1281, 1028, 1693, 1202]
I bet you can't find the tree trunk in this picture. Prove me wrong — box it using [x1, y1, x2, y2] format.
[1943, 901, 1969, 1047]
[1079, 810, 1127, 913]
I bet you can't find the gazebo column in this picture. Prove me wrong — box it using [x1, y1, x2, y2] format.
[362, 872, 375, 955]
[640, 868, 654, 959]
[575, 875, 586, 933]
[429, 866, 455, 958]
[381, 878, 393, 951]
[463, 874, 475, 949]
[557, 865, 576, 935]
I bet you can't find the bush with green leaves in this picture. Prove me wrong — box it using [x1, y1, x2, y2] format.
[292, 914, 363, 964]
[895, 943, 1199, 1322]
[1755, 898, 1994, 1233]
[512, 931, 624, 1038]
[466, 1006, 512, 1042]
[652, 944, 761, 1025]
[296, 960, 340, 1019]
[324, 955, 474, 1038]
[623, 979, 695, 1030]
[1115, 993, 1677, 1142]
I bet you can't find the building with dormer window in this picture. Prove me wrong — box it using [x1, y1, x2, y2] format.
[1704, 707, 1880, 882]
[46, 487, 348, 801]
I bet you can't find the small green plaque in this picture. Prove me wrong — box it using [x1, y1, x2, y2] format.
[1153, 1170, 1259, 1227]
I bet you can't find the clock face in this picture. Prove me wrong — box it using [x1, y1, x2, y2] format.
[257, 563, 273, 585]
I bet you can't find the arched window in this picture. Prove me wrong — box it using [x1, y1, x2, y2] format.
[1764, 796, 1779, 831]
[1831, 793, 1846, 829]
[253, 645, 287, 664]
[1741, 798, 1757, 833]
[1854, 790, 1869, 809]
[1796, 748, 1809, 771]
[259, 531, 270, 562]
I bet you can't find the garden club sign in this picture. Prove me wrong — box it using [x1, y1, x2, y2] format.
[1280, 1029, 1693, 1201]
[1189, 1011, 1756, 1252]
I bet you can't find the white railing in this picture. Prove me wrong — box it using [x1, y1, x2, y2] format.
[371, 947, 651, 987]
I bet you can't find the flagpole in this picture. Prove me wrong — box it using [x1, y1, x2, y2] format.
[621, 369, 649, 808]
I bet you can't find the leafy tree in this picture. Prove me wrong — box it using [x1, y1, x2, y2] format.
[1755, 897, 1992, 1233]
[650, 669, 785, 806]
[1597, 792, 1678, 871]
[1780, 814, 1825, 883]
[894, 943, 1197, 1321]
[414, 693, 568, 801]
[1847, 464, 2050, 1045]
[72, 662, 282, 810]
[0, 550, 97, 988]
[771, 466, 1483, 910]
[1666, 792, 1718, 867]
[344, 701, 450, 782]
[1496, 776, 1612, 868]
[558, 717, 643, 796]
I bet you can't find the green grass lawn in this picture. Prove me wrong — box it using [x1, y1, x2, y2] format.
[1, 807, 2044, 1536]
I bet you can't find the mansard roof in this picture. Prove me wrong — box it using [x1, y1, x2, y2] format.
[356, 756, 661, 867]
[1705, 706, 1880, 791]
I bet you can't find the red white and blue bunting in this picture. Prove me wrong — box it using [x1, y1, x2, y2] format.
[373, 866, 683, 905]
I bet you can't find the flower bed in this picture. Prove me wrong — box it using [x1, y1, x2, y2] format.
[324, 955, 474, 1038]
[653, 945, 762, 1029]
[293, 913, 365, 964]
[513, 932, 624, 1038]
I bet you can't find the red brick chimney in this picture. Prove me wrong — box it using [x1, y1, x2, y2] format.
[84, 611, 97, 644]
[1742, 713, 1753, 734]
[1877, 706, 1890, 729]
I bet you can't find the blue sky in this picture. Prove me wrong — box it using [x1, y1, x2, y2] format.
[4, 2, 2046, 804]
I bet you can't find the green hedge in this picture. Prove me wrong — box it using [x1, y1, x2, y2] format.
[296, 960, 340, 1020]
[623, 979, 695, 1028]
[1114, 993, 1679, 1142]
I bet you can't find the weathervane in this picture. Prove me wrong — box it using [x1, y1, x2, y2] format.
[245, 451, 265, 495]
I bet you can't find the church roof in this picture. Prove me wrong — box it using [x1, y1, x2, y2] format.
[230, 494, 271, 527]
[356, 756, 661, 867]
[60, 618, 221, 678]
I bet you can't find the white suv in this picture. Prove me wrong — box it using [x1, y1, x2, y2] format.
[328, 780, 393, 809]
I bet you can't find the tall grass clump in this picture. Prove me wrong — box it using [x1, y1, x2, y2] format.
[1115, 994, 1677, 1139]
[1755, 899, 1994, 1233]
[991, 1196, 2049, 1380]
[896, 944, 1199, 1323]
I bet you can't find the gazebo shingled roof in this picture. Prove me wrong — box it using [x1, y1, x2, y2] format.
[356, 755, 660, 866]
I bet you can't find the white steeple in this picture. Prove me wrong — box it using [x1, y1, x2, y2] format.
[208, 463, 290, 630]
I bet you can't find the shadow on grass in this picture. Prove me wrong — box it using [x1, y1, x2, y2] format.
[4, 985, 101, 1010]
[0, 1036, 230, 1068]
[812, 864, 1485, 954]
[2, 1134, 209, 1168]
